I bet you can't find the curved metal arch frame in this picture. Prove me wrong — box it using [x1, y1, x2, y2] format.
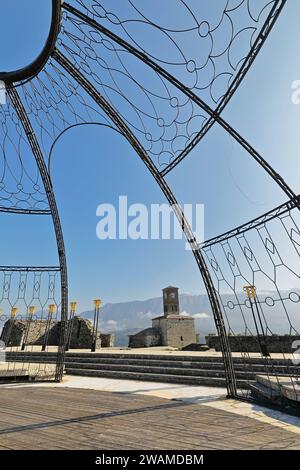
[0, 0, 62, 84]
[48, 122, 120, 176]
[62, 1, 294, 202]
[7, 86, 68, 382]
[202, 195, 300, 249]
[0, 206, 51, 215]
[0, 1, 293, 396]
[53, 48, 237, 396]
[164, 0, 287, 176]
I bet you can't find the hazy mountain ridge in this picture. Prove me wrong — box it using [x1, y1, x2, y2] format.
[80, 290, 300, 346]
[81, 293, 213, 330]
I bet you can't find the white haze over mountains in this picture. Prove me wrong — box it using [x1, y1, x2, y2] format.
[80, 291, 300, 346]
[0, 292, 298, 346]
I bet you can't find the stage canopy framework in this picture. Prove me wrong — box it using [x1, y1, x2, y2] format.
[0, 0, 299, 407]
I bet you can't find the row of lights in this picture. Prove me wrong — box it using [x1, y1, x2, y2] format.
[9, 299, 102, 318]
[66, 299, 102, 352]
[10, 304, 55, 318]
[7, 299, 103, 353]
[10, 288, 257, 319]
[8, 290, 266, 356]
[10, 288, 256, 316]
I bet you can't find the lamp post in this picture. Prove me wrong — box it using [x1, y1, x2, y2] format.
[21, 305, 35, 351]
[91, 299, 102, 352]
[42, 304, 56, 352]
[6, 307, 18, 347]
[11, 307, 18, 318]
[244, 285, 269, 357]
[66, 301, 77, 351]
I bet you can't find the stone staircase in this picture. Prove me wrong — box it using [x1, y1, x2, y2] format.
[0, 361, 57, 382]
[249, 375, 300, 406]
[6, 351, 299, 390]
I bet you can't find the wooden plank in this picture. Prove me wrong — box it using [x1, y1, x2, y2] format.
[0, 387, 299, 450]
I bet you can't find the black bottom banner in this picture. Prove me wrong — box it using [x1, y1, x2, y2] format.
[0, 450, 298, 466]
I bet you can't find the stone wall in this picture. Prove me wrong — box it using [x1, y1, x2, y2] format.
[101, 333, 115, 348]
[0, 316, 114, 349]
[206, 334, 300, 353]
[68, 316, 101, 349]
[0, 319, 61, 347]
[128, 327, 161, 348]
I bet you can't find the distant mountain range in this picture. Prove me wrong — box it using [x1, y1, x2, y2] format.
[0, 291, 298, 347]
[80, 291, 300, 347]
[80, 293, 214, 345]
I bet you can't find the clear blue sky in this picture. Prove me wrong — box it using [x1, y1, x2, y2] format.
[1, 0, 300, 311]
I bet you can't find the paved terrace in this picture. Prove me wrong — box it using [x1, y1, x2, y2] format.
[0, 376, 299, 450]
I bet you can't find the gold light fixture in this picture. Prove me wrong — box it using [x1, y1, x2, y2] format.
[93, 299, 102, 309]
[91, 299, 102, 352]
[28, 306, 36, 316]
[11, 307, 18, 318]
[48, 304, 56, 315]
[243, 285, 256, 300]
[70, 301, 78, 312]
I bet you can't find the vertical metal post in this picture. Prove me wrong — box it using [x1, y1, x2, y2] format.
[253, 295, 269, 357]
[244, 286, 269, 357]
[7, 87, 68, 382]
[91, 299, 101, 352]
[66, 301, 77, 351]
[42, 304, 56, 352]
[5, 307, 18, 347]
[21, 305, 35, 351]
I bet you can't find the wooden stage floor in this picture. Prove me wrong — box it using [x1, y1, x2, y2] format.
[0, 387, 299, 450]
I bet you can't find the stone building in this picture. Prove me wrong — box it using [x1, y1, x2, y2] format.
[0, 316, 114, 349]
[128, 327, 161, 348]
[128, 286, 196, 349]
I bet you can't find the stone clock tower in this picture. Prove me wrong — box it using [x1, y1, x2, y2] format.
[129, 286, 196, 349]
[163, 286, 179, 316]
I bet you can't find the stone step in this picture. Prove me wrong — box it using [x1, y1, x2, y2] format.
[248, 381, 282, 403]
[63, 354, 294, 366]
[65, 353, 225, 362]
[63, 358, 298, 373]
[65, 361, 297, 381]
[9, 357, 296, 381]
[256, 374, 300, 398]
[8, 354, 298, 376]
[66, 355, 294, 366]
[9, 352, 226, 363]
[0, 368, 28, 378]
[250, 375, 300, 406]
[281, 382, 300, 403]
[0, 362, 57, 382]
[65, 362, 257, 380]
[64, 357, 228, 368]
[7, 351, 295, 365]
[66, 367, 251, 389]
[6, 354, 56, 361]
[256, 374, 283, 393]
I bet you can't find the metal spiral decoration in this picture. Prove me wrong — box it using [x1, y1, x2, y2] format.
[1, 0, 299, 409]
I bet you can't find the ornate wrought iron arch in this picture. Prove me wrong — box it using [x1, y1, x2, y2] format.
[62, 1, 291, 194]
[52, 48, 236, 394]
[7, 86, 68, 381]
[0, 0, 62, 84]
